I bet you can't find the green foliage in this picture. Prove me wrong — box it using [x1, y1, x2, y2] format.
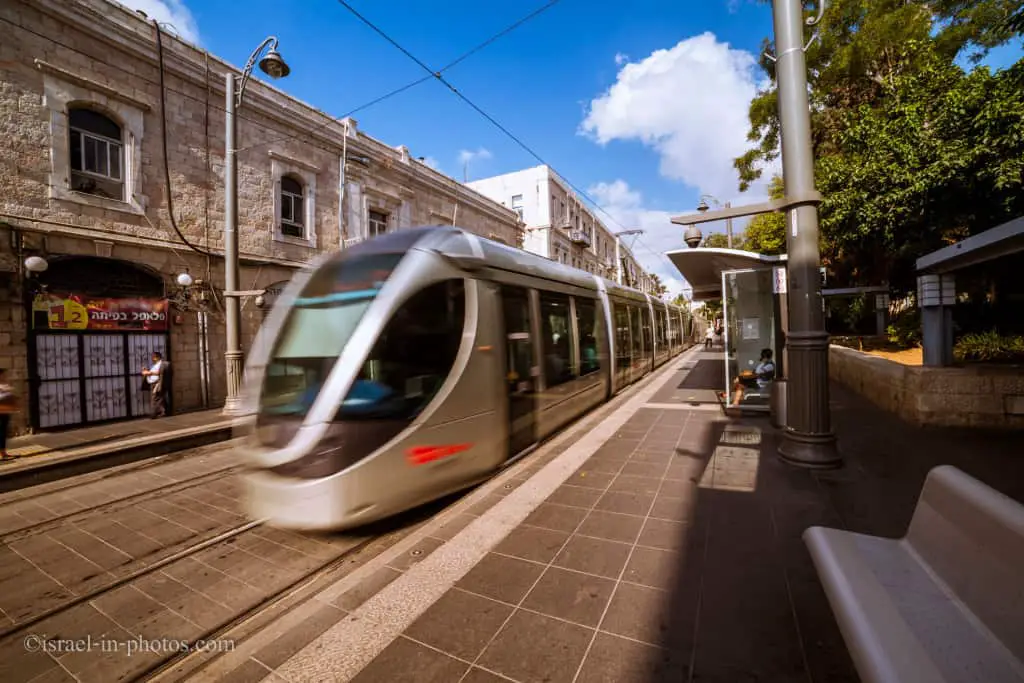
[886, 307, 922, 348]
[737, 0, 1024, 295]
[743, 175, 787, 255]
[953, 330, 1024, 362]
[701, 232, 733, 249]
[648, 273, 669, 297]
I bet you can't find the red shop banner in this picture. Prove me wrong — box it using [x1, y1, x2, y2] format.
[32, 292, 170, 331]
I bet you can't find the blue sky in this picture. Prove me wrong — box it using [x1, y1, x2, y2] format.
[131, 0, 1022, 297]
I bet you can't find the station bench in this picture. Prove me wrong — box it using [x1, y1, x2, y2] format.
[803, 465, 1024, 683]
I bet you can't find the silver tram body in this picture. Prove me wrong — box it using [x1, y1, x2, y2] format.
[238, 227, 693, 532]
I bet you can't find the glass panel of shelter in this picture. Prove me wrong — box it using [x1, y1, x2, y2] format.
[721, 267, 782, 411]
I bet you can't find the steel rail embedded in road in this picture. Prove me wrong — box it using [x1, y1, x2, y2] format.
[0, 519, 267, 642]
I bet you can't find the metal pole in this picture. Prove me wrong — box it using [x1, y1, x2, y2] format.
[725, 201, 733, 249]
[774, 0, 840, 466]
[615, 236, 622, 284]
[222, 72, 244, 414]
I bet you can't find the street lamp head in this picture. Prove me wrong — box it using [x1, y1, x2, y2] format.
[258, 49, 290, 79]
[696, 198, 709, 213]
[176, 272, 194, 287]
[24, 255, 48, 273]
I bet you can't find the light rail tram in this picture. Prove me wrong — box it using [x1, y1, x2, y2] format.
[238, 226, 694, 531]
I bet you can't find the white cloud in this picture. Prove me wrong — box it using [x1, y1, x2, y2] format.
[119, 0, 200, 45]
[581, 32, 773, 201]
[457, 148, 493, 166]
[614, 52, 629, 66]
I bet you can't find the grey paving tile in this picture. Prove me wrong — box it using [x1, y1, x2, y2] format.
[386, 536, 444, 571]
[253, 603, 347, 669]
[577, 456, 626, 474]
[428, 512, 477, 541]
[545, 484, 602, 509]
[0, 636, 61, 683]
[92, 584, 166, 625]
[460, 667, 508, 683]
[576, 629, 688, 683]
[594, 491, 654, 517]
[467, 493, 507, 517]
[493, 525, 569, 564]
[565, 469, 615, 490]
[215, 658, 276, 683]
[477, 609, 593, 683]
[577, 510, 644, 544]
[600, 582, 676, 648]
[638, 518, 691, 552]
[50, 527, 134, 571]
[350, 636, 468, 683]
[133, 570, 232, 629]
[405, 588, 512, 660]
[521, 566, 615, 627]
[333, 566, 403, 612]
[623, 546, 683, 591]
[608, 474, 662, 497]
[456, 552, 545, 605]
[619, 461, 667, 479]
[553, 535, 631, 580]
[522, 503, 588, 533]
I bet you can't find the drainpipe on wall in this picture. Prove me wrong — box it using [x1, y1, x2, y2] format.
[339, 119, 348, 248]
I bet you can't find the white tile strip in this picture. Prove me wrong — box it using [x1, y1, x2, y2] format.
[273, 346, 705, 682]
[643, 402, 723, 412]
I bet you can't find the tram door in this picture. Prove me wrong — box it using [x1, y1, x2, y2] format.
[500, 286, 537, 459]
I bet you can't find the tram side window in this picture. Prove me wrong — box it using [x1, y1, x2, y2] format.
[641, 307, 653, 356]
[540, 292, 576, 388]
[630, 306, 644, 361]
[575, 297, 600, 376]
[655, 310, 666, 349]
[614, 305, 631, 369]
[338, 279, 466, 421]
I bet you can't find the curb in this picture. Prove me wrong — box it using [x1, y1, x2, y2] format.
[0, 420, 241, 493]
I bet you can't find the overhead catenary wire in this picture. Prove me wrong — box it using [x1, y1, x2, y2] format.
[332, 0, 668, 271]
[238, 0, 564, 153]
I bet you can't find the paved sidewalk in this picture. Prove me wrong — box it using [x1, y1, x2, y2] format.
[190, 348, 1024, 683]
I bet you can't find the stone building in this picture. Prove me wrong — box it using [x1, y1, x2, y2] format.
[468, 165, 653, 292]
[0, 0, 523, 435]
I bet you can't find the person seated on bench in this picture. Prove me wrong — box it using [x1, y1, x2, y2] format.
[731, 348, 774, 406]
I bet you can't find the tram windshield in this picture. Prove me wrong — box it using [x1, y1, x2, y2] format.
[259, 253, 404, 417]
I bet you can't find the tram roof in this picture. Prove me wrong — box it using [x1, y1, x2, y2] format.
[664, 247, 786, 301]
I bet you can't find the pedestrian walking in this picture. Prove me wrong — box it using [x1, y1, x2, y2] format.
[704, 326, 714, 349]
[141, 352, 169, 418]
[0, 368, 17, 460]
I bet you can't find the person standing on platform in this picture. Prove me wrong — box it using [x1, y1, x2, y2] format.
[141, 352, 169, 419]
[0, 368, 18, 459]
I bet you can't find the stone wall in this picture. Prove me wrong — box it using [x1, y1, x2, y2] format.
[829, 344, 1024, 429]
[0, 0, 524, 435]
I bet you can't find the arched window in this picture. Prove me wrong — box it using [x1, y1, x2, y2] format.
[279, 175, 305, 237]
[69, 107, 124, 201]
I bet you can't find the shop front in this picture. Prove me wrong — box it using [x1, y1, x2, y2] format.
[26, 256, 171, 430]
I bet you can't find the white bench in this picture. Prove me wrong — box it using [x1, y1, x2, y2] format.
[804, 465, 1024, 683]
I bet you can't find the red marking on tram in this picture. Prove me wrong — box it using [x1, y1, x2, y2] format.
[407, 443, 471, 465]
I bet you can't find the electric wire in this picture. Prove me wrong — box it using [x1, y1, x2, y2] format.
[243, 0, 565, 153]
[332, 0, 675, 285]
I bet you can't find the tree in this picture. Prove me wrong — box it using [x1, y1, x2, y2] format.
[701, 232, 731, 249]
[742, 175, 787, 256]
[648, 273, 669, 298]
[735, 0, 1024, 294]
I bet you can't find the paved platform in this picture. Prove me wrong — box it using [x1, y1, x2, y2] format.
[1, 409, 236, 484]
[171, 347, 1024, 683]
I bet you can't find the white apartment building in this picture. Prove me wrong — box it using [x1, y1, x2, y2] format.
[468, 165, 652, 292]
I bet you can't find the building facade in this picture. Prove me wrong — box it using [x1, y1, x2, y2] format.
[468, 165, 652, 291]
[0, 0, 523, 435]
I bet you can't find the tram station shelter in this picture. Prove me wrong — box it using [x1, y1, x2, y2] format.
[665, 247, 788, 412]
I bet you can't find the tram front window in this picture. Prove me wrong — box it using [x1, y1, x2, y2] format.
[338, 279, 466, 421]
[259, 253, 403, 418]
